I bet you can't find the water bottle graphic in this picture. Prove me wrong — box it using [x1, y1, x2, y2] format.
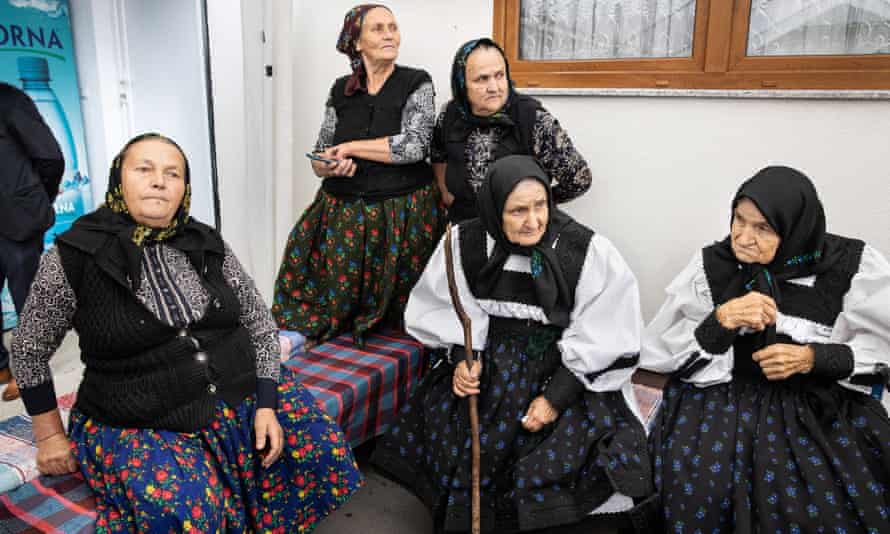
[18, 56, 92, 245]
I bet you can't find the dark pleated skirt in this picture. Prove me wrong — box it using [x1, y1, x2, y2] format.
[651, 374, 890, 533]
[373, 319, 653, 532]
[272, 185, 443, 346]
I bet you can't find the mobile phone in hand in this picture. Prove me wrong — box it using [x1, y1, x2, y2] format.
[305, 152, 336, 165]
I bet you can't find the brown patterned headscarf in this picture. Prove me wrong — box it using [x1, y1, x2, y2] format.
[336, 4, 390, 96]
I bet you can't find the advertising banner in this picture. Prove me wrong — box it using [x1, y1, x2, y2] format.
[1, 0, 91, 330]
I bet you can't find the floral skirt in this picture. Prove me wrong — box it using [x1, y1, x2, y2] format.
[69, 366, 362, 533]
[651, 375, 890, 533]
[372, 320, 653, 532]
[272, 185, 443, 346]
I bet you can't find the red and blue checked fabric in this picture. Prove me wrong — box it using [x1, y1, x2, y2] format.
[283, 330, 427, 447]
[0, 473, 95, 533]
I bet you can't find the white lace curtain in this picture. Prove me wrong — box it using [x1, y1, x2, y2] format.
[519, 0, 697, 60]
[748, 0, 890, 56]
[518, 0, 889, 60]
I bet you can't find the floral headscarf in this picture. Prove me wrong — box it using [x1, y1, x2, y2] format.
[450, 38, 517, 126]
[57, 133, 222, 291]
[104, 133, 192, 246]
[336, 4, 390, 96]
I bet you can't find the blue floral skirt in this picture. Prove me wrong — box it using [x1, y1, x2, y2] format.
[68, 366, 362, 533]
[652, 375, 890, 533]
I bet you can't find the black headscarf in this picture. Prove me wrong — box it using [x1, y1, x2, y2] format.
[474, 155, 574, 327]
[57, 133, 223, 291]
[450, 38, 518, 128]
[706, 165, 839, 345]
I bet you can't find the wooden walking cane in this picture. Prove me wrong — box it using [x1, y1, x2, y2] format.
[443, 222, 482, 534]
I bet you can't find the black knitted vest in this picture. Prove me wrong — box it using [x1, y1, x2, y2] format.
[323, 65, 433, 201]
[702, 233, 865, 380]
[57, 241, 257, 432]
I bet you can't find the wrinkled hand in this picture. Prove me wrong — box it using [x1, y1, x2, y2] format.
[453, 360, 481, 398]
[36, 434, 78, 476]
[254, 408, 284, 468]
[716, 291, 777, 331]
[522, 396, 559, 433]
[753, 343, 815, 381]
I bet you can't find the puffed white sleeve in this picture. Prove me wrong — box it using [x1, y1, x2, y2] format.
[832, 245, 890, 393]
[557, 234, 642, 392]
[640, 250, 734, 387]
[404, 225, 489, 350]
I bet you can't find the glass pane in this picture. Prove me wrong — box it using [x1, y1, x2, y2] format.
[519, 0, 697, 60]
[748, 0, 890, 56]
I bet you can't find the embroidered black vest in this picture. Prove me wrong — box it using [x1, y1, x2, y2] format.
[702, 233, 865, 380]
[323, 65, 433, 201]
[442, 95, 539, 223]
[57, 240, 257, 432]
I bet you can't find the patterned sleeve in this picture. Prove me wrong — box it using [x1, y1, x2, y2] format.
[532, 109, 593, 204]
[11, 248, 76, 393]
[430, 103, 449, 163]
[221, 243, 281, 383]
[389, 81, 436, 164]
[313, 85, 337, 152]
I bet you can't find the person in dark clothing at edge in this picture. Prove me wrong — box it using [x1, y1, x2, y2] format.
[0, 82, 64, 402]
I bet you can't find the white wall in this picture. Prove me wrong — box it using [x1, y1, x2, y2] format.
[288, 0, 890, 319]
[68, 0, 216, 224]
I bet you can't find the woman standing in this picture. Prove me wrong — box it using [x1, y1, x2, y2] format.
[272, 4, 442, 347]
[433, 38, 591, 223]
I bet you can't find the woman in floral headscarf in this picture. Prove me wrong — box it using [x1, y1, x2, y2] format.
[272, 4, 443, 347]
[433, 38, 592, 223]
[10, 133, 361, 532]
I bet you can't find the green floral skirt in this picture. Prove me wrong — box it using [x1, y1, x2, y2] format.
[272, 184, 443, 345]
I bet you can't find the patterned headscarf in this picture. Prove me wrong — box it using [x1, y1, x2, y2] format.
[105, 133, 192, 246]
[450, 38, 517, 127]
[58, 133, 222, 292]
[336, 4, 390, 96]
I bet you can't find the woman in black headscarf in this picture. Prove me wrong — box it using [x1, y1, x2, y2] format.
[272, 4, 442, 347]
[642, 166, 890, 532]
[373, 155, 654, 532]
[433, 38, 592, 223]
[10, 133, 361, 532]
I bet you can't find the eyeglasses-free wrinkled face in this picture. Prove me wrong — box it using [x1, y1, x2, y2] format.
[501, 178, 549, 247]
[731, 197, 782, 265]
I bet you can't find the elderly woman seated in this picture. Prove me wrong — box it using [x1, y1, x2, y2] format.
[373, 155, 654, 533]
[641, 166, 890, 532]
[11, 134, 361, 532]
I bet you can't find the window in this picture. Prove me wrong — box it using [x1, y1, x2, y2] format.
[493, 0, 890, 90]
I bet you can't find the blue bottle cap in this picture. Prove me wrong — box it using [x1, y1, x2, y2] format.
[17, 56, 50, 82]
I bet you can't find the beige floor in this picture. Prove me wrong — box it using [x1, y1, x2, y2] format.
[0, 330, 83, 421]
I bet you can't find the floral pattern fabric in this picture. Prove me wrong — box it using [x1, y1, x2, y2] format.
[372, 320, 650, 532]
[69, 366, 362, 533]
[272, 184, 443, 346]
[652, 376, 890, 533]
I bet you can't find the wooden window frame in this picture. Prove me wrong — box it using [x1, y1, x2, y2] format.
[493, 0, 890, 90]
